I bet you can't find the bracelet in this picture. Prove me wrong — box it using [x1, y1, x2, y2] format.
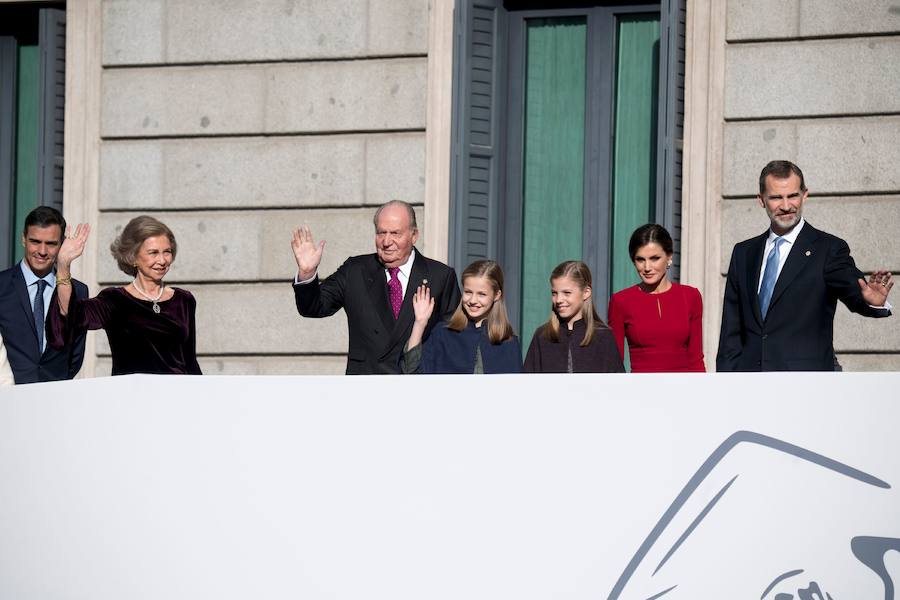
[57, 276, 72, 286]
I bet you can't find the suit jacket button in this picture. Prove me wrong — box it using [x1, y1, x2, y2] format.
[762, 334, 768, 340]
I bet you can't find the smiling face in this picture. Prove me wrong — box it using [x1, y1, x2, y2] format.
[22, 225, 63, 277]
[632, 242, 671, 288]
[551, 276, 591, 324]
[462, 275, 500, 325]
[759, 173, 807, 235]
[134, 235, 175, 283]
[374, 204, 419, 269]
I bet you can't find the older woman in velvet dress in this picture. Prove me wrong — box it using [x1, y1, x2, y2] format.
[49, 217, 201, 376]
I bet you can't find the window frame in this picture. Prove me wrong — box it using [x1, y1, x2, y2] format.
[449, 0, 684, 330]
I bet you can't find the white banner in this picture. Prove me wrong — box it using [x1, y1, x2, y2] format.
[1, 373, 899, 599]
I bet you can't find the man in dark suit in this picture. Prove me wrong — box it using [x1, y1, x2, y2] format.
[291, 200, 461, 374]
[716, 161, 892, 371]
[0, 206, 89, 383]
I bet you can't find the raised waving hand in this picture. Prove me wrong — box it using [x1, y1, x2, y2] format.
[291, 225, 326, 281]
[858, 270, 894, 307]
[405, 285, 435, 352]
[56, 223, 91, 316]
[57, 223, 90, 271]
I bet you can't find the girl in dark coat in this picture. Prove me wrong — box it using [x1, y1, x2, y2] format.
[402, 259, 521, 374]
[524, 261, 623, 373]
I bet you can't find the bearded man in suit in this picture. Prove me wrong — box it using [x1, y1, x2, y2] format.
[716, 160, 892, 371]
[291, 200, 461, 374]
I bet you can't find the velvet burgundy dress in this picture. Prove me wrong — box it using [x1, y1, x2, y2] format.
[607, 282, 706, 373]
[48, 287, 202, 376]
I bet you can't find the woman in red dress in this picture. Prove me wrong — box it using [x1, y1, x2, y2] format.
[608, 224, 705, 373]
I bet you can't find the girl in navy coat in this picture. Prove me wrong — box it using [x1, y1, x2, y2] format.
[401, 259, 521, 374]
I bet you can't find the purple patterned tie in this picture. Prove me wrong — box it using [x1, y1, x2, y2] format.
[388, 267, 402, 319]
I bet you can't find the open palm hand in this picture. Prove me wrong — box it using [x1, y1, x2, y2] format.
[291, 225, 325, 280]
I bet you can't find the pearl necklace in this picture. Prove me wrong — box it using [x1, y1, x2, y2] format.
[132, 279, 165, 314]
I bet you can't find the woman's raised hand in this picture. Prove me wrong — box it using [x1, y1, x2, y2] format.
[57, 223, 90, 270]
[412, 285, 435, 325]
[291, 225, 326, 281]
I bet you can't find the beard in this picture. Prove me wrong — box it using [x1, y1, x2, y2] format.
[767, 208, 801, 232]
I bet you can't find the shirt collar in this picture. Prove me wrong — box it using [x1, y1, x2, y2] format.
[768, 217, 805, 246]
[389, 248, 416, 278]
[20, 260, 57, 288]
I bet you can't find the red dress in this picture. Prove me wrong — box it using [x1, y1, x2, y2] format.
[607, 282, 706, 373]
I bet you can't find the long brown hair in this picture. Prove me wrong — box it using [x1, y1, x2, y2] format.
[447, 260, 514, 344]
[543, 261, 606, 347]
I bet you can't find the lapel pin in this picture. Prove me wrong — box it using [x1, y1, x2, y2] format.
[805, 250, 811, 256]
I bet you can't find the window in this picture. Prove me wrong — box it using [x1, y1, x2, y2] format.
[0, 4, 66, 269]
[450, 0, 684, 345]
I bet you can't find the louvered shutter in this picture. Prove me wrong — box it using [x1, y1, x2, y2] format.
[37, 7, 65, 214]
[0, 36, 17, 268]
[655, 0, 685, 281]
[450, 0, 507, 271]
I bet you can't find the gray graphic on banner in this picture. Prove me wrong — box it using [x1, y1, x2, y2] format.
[608, 431, 899, 600]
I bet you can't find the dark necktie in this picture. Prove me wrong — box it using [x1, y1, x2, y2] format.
[758, 237, 784, 319]
[34, 279, 47, 353]
[388, 268, 402, 319]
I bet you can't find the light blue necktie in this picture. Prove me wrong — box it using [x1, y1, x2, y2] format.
[33, 279, 47, 353]
[758, 237, 784, 319]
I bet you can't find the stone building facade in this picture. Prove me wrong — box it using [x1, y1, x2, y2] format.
[2, 0, 897, 374]
[685, 1, 900, 370]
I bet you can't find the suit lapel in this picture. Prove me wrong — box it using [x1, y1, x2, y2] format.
[364, 256, 395, 333]
[746, 232, 768, 325]
[382, 250, 430, 359]
[13, 265, 39, 341]
[767, 223, 819, 315]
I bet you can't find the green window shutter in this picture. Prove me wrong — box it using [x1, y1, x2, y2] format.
[655, 0, 685, 281]
[37, 7, 65, 214]
[14, 44, 39, 264]
[0, 36, 17, 267]
[450, 0, 507, 271]
[520, 17, 587, 349]
[610, 14, 660, 297]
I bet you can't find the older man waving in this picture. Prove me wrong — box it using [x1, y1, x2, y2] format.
[292, 200, 461, 375]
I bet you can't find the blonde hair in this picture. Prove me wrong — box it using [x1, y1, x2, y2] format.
[447, 260, 514, 344]
[543, 261, 606, 347]
[110, 216, 177, 277]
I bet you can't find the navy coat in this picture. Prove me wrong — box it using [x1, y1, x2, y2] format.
[419, 320, 522, 374]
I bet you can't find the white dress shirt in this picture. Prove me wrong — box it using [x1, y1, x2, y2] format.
[388, 249, 416, 299]
[757, 219, 805, 293]
[20, 260, 57, 353]
[756, 218, 891, 310]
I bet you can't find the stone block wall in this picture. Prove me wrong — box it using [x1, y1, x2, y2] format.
[718, 0, 900, 370]
[94, 0, 430, 375]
